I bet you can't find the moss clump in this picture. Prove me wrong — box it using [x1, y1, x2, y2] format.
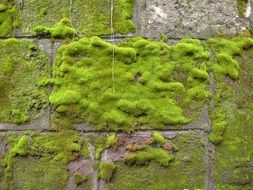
[0, 39, 49, 124]
[35, 17, 77, 38]
[2, 130, 89, 189]
[0, 2, 15, 37]
[99, 162, 117, 182]
[95, 134, 118, 159]
[208, 37, 253, 80]
[72, 0, 136, 36]
[50, 37, 210, 131]
[208, 107, 226, 144]
[124, 147, 174, 167]
[237, 0, 249, 17]
[152, 131, 165, 144]
[73, 172, 87, 185]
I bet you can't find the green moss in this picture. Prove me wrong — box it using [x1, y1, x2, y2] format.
[95, 134, 118, 159]
[0, 2, 15, 37]
[107, 133, 118, 148]
[2, 130, 89, 189]
[73, 172, 87, 185]
[16, 0, 70, 34]
[35, 17, 77, 38]
[50, 37, 210, 131]
[106, 133, 205, 190]
[99, 162, 117, 182]
[237, 0, 249, 17]
[208, 106, 226, 144]
[152, 131, 165, 144]
[211, 46, 253, 189]
[208, 37, 253, 80]
[124, 147, 174, 167]
[72, 0, 136, 36]
[0, 39, 49, 124]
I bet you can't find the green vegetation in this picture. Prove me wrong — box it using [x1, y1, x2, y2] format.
[72, 0, 136, 36]
[152, 131, 165, 144]
[95, 134, 118, 159]
[124, 147, 174, 167]
[106, 133, 205, 190]
[0, 39, 49, 124]
[35, 17, 77, 38]
[50, 37, 211, 131]
[237, 0, 249, 17]
[99, 162, 117, 182]
[2, 130, 89, 189]
[208, 37, 253, 144]
[16, 0, 70, 35]
[212, 47, 253, 189]
[0, 2, 15, 37]
[73, 172, 87, 185]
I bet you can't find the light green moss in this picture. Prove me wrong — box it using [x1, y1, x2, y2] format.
[124, 147, 174, 167]
[50, 37, 210, 131]
[152, 131, 165, 144]
[0, 39, 49, 124]
[34, 17, 77, 38]
[99, 162, 117, 182]
[73, 172, 87, 185]
[0, 2, 15, 37]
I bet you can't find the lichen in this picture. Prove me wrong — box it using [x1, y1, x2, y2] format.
[0, 39, 49, 124]
[49, 37, 210, 131]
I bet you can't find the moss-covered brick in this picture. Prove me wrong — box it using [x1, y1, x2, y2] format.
[72, 0, 136, 36]
[49, 37, 211, 131]
[16, 0, 70, 35]
[105, 133, 205, 190]
[2, 130, 90, 189]
[0, 39, 49, 124]
[211, 46, 253, 189]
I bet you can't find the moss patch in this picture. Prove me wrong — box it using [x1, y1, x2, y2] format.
[72, 0, 136, 36]
[2, 130, 89, 189]
[99, 161, 117, 182]
[212, 47, 253, 189]
[0, 38, 49, 124]
[50, 37, 210, 131]
[16, 0, 70, 35]
[0, 2, 17, 37]
[105, 133, 205, 190]
[34, 17, 77, 38]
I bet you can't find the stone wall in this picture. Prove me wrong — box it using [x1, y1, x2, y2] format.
[0, 0, 253, 190]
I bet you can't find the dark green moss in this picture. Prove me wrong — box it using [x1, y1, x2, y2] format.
[0, 39, 49, 124]
[50, 37, 210, 131]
